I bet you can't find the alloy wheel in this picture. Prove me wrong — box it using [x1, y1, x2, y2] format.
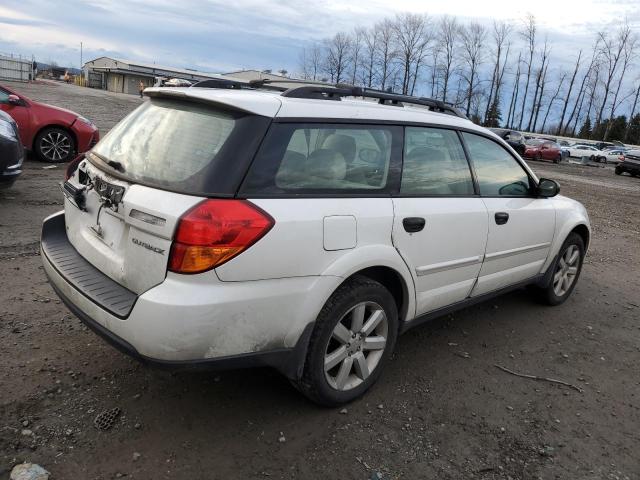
[324, 302, 388, 391]
[553, 244, 580, 297]
[40, 131, 71, 161]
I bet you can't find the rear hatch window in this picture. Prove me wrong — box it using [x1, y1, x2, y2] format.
[89, 97, 271, 196]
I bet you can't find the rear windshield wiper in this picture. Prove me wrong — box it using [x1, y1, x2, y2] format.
[90, 152, 125, 173]
[106, 160, 125, 173]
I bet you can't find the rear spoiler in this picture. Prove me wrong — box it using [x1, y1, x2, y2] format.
[143, 88, 281, 117]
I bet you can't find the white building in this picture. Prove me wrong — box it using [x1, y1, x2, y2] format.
[83, 57, 225, 94]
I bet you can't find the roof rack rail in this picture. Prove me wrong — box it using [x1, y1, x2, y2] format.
[191, 78, 285, 92]
[281, 83, 467, 118]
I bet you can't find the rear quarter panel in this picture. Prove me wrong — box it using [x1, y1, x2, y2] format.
[214, 198, 417, 321]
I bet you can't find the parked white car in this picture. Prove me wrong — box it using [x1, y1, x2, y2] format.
[41, 82, 591, 405]
[601, 149, 626, 164]
[567, 144, 605, 161]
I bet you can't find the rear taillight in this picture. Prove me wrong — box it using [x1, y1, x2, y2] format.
[168, 199, 274, 274]
[65, 154, 84, 180]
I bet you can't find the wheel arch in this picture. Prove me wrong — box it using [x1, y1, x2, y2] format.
[571, 223, 590, 251]
[341, 266, 410, 325]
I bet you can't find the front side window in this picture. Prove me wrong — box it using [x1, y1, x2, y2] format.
[401, 127, 474, 195]
[462, 132, 532, 196]
[0, 89, 9, 103]
[242, 124, 397, 193]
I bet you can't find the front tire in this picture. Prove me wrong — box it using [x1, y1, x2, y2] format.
[535, 233, 585, 306]
[295, 276, 398, 406]
[34, 127, 75, 163]
[615, 167, 622, 175]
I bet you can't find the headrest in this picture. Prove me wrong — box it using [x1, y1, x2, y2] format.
[323, 134, 357, 163]
[307, 148, 347, 180]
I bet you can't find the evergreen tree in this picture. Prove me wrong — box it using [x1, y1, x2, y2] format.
[626, 114, 640, 145]
[606, 115, 627, 141]
[578, 117, 592, 139]
[485, 98, 502, 127]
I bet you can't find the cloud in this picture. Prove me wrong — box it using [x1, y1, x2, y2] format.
[0, 0, 639, 83]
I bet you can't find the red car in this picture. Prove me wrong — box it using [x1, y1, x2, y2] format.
[523, 139, 562, 164]
[0, 83, 99, 163]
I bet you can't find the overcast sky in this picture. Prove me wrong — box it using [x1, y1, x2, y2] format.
[0, 0, 638, 74]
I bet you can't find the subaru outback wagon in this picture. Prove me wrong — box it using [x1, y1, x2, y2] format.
[41, 81, 590, 405]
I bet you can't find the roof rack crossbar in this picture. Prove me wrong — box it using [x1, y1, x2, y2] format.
[281, 83, 466, 118]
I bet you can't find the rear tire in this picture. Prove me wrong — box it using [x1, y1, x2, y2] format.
[534, 233, 585, 306]
[535, 152, 542, 161]
[34, 127, 75, 163]
[294, 276, 398, 406]
[554, 154, 561, 164]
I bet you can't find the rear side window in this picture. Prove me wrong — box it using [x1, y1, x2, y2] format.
[242, 123, 400, 194]
[401, 127, 474, 195]
[462, 132, 532, 196]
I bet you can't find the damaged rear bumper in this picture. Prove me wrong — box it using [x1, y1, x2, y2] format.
[41, 211, 330, 379]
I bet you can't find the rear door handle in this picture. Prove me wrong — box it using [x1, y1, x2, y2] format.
[403, 217, 426, 233]
[495, 212, 509, 225]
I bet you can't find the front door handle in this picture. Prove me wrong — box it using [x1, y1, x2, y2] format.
[495, 212, 509, 225]
[403, 217, 426, 233]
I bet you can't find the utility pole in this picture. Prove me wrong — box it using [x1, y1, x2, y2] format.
[80, 42, 83, 70]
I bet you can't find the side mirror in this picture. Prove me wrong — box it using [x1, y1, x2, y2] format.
[537, 178, 560, 198]
[7, 94, 22, 106]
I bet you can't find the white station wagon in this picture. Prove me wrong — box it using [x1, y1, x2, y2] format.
[41, 81, 591, 405]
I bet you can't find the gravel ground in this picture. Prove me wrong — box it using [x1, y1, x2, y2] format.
[1, 81, 639, 480]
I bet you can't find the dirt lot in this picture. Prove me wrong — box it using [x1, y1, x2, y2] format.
[1, 81, 639, 480]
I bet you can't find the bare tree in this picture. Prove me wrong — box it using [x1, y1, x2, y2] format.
[350, 27, 365, 85]
[595, 24, 632, 126]
[375, 19, 397, 90]
[298, 43, 323, 80]
[323, 32, 352, 83]
[437, 15, 459, 102]
[392, 13, 432, 94]
[624, 80, 640, 142]
[484, 21, 512, 124]
[603, 28, 637, 139]
[527, 39, 550, 131]
[556, 50, 582, 135]
[506, 52, 522, 128]
[540, 73, 566, 133]
[518, 14, 537, 130]
[429, 46, 440, 98]
[460, 22, 487, 117]
[532, 62, 549, 132]
[564, 41, 600, 135]
[361, 27, 379, 88]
